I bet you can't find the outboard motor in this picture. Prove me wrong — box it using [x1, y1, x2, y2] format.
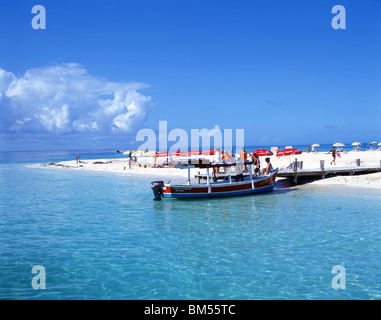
[151, 181, 164, 201]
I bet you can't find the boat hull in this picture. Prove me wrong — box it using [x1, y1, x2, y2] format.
[162, 170, 277, 199]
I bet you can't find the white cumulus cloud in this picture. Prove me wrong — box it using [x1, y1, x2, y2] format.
[0, 63, 153, 135]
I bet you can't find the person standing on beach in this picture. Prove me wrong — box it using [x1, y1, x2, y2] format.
[153, 152, 157, 168]
[330, 146, 336, 165]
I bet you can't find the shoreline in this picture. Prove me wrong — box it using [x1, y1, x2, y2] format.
[32, 150, 381, 190]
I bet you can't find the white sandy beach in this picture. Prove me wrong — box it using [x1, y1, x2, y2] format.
[41, 150, 381, 189]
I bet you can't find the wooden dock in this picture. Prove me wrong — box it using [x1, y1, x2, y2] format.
[195, 163, 381, 184]
[277, 165, 381, 184]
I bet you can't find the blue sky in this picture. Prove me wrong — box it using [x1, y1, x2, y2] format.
[0, 0, 380, 151]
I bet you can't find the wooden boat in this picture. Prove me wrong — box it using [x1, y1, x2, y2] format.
[151, 159, 278, 200]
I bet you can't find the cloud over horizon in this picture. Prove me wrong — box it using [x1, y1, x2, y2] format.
[0, 63, 153, 136]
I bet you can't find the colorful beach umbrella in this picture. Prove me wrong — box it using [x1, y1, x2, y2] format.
[333, 143, 345, 147]
[276, 148, 302, 157]
[171, 150, 187, 157]
[351, 142, 361, 146]
[378, 143, 381, 146]
[311, 143, 320, 147]
[187, 150, 202, 156]
[202, 149, 216, 155]
[157, 151, 170, 157]
[249, 149, 273, 157]
[123, 150, 135, 155]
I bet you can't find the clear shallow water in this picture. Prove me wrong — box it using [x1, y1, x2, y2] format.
[0, 150, 381, 300]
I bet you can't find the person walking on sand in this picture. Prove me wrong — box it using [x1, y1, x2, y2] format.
[329, 146, 336, 165]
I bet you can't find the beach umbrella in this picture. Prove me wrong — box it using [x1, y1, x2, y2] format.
[276, 148, 302, 157]
[369, 141, 377, 145]
[187, 150, 202, 156]
[157, 151, 170, 157]
[249, 149, 273, 157]
[202, 149, 216, 155]
[311, 143, 320, 147]
[146, 151, 157, 156]
[171, 150, 187, 157]
[351, 142, 361, 146]
[123, 150, 135, 155]
[276, 148, 302, 164]
[133, 150, 145, 156]
[378, 142, 381, 146]
[333, 143, 345, 147]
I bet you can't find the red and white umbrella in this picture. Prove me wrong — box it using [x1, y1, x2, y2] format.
[249, 149, 273, 157]
[157, 151, 170, 157]
[171, 150, 187, 157]
[202, 149, 216, 155]
[276, 148, 302, 157]
[187, 150, 202, 156]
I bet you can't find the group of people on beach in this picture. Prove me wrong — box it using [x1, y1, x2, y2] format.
[213, 147, 273, 179]
[240, 147, 273, 177]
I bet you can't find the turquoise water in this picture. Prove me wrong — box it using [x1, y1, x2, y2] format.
[1, 150, 381, 299]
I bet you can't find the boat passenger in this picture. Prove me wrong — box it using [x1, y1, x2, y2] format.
[235, 156, 244, 182]
[230, 149, 234, 160]
[239, 147, 248, 172]
[251, 153, 260, 177]
[221, 150, 230, 173]
[222, 150, 230, 161]
[260, 157, 273, 176]
[239, 147, 247, 161]
[213, 148, 222, 174]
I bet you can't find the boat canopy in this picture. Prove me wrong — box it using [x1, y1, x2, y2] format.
[174, 159, 254, 169]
